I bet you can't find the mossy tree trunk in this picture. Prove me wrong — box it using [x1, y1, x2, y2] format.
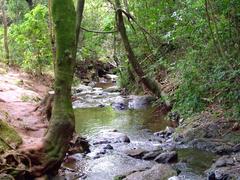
[114, 0, 164, 99]
[42, 0, 76, 173]
[25, 0, 77, 176]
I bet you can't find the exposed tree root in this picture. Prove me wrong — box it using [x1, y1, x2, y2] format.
[0, 151, 32, 179]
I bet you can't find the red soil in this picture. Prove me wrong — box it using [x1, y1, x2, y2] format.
[0, 66, 51, 148]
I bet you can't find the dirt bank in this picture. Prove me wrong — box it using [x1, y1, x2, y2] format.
[0, 64, 51, 149]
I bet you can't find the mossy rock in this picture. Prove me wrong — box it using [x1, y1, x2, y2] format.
[0, 120, 22, 154]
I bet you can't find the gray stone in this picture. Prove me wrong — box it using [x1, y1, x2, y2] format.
[123, 164, 177, 180]
[92, 130, 130, 144]
[104, 86, 120, 92]
[143, 150, 163, 160]
[154, 151, 178, 163]
[103, 144, 113, 150]
[125, 148, 147, 159]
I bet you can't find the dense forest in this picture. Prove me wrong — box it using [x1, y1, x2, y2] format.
[0, 0, 239, 179]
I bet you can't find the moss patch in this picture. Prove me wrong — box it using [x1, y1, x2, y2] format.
[0, 120, 22, 154]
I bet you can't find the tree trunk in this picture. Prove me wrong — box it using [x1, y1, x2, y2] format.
[1, 0, 10, 63]
[22, 0, 77, 176]
[47, 0, 56, 69]
[114, 0, 163, 99]
[76, 0, 85, 48]
[25, 0, 33, 10]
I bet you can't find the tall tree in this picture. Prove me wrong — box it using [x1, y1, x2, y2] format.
[114, 0, 166, 101]
[1, 0, 10, 62]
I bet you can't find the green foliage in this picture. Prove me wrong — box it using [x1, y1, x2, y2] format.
[118, 0, 240, 119]
[9, 4, 52, 75]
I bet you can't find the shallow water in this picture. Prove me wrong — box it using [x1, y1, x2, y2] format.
[69, 106, 217, 179]
[75, 107, 168, 140]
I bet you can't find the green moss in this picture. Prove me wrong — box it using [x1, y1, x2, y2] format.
[0, 120, 22, 154]
[224, 132, 240, 144]
[114, 176, 125, 180]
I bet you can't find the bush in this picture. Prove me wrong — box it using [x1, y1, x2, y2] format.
[9, 4, 52, 75]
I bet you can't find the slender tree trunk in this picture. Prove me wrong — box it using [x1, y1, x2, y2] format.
[1, 0, 10, 63]
[114, 0, 164, 99]
[76, 0, 85, 48]
[47, 0, 56, 69]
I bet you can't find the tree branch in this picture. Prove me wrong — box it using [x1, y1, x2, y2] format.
[80, 26, 117, 34]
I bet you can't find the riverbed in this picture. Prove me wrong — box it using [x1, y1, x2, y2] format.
[61, 84, 217, 180]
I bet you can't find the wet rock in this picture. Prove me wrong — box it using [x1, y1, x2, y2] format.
[69, 135, 90, 154]
[123, 164, 177, 180]
[233, 143, 240, 152]
[74, 84, 92, 93]
[125, 148, 147, 159]
[128, 95, 156, 109]
[142, 149, 163, 160]
[168, 176, 180, 180]
[154, 151, 178, 163]
[189, 138, 234, 154]
[206, 153, 240, 180]
[111, 97, 128, 110]
[104, 86, 120, 93]
[154, 126, 175, 139]
[105, 74, 118, 82]
[92, 130, 130, 144]
[215, 156, 234, 167]
[104, 144, 114, 150]
[154, 130, 166, 137]
[97, 149, 107, 155]
[165, 126, 175, 136]
[93, 140, 110, 145]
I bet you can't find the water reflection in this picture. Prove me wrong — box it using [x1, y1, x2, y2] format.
[74, 107, 169, 139]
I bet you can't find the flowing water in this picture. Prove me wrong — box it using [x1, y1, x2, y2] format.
[62, 84, 217, 180]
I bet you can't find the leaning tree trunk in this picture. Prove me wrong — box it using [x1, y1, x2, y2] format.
[1, 0, 10, 63]
[115, 0, 164, 99]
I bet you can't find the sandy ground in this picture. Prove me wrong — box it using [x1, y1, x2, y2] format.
[0, 65, 51, 147]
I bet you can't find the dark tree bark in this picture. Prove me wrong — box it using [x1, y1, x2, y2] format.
[114, 0, 164, 99]
[25, 0, 33, 10]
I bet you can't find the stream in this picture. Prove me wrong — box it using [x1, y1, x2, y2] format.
[61, 83, 217, 180]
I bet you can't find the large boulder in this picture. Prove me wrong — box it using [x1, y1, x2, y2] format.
[123, 164, 177, 180]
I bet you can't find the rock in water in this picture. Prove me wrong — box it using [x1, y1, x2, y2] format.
[69, 135, 90, 154]
[154, 151, 178, 163]
[123, 164, 177, 180]
[125, 148, 147, 159]
[142, 149, 163, 160]
[92, 130, 130, 145]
